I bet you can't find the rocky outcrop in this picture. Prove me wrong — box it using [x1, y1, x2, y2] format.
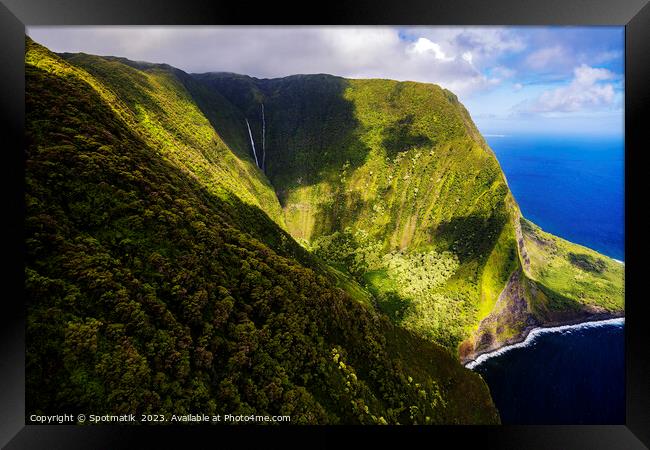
[461, 267, 624, 365]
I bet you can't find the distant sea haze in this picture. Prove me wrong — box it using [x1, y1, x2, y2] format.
[486, 134, 625, 261]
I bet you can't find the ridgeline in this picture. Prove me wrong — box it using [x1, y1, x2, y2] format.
[25, 36, 623, 424]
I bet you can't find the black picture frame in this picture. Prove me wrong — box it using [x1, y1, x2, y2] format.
[1, 0, 648, 448]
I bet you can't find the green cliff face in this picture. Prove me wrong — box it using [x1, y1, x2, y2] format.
[26, 38, 500, 424]
[25, 35, 624, 423]
[193, 72, 623, 360]
[192, 72, 521, 352]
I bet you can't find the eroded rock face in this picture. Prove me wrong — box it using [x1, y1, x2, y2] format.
[461, 269, 536, 364]
[460, 211, 624, 366]
[478, 330, 494, 348]
[514, 220, 531, 273]
[460, 265, 623, 365]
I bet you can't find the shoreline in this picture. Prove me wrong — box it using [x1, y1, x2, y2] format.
[464, 313, 625, 370]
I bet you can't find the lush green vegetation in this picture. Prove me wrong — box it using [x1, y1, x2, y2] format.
[196, 73, 519, 354]
[55, 51, 286, 228]
[26, 35, 624, 421]
[461, 217, 625, 361]
[25, 38, 500, 424]
[312, 228, 477, 350]
[567, 252, 608, 274]
[521, 218, 624, 313]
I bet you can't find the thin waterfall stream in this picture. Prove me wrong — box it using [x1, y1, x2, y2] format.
[261, 103, 266, 172]
[245, 118, 260, 168]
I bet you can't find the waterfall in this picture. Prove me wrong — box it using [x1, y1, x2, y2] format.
[245, 118, 260, 168]
[261, 103, 266, 172]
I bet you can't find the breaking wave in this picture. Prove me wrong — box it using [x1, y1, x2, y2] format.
[465, 317, 624, 370]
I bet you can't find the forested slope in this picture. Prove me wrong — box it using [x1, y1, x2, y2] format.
[194, 72, 624, 361]
[25, 37, 500, 424]
[25, 35, 624, 422]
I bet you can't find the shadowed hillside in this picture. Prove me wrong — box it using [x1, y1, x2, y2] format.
[193, 71, 622, 361]
[26, 37, 500, 424]
[25, 35, 624, 423]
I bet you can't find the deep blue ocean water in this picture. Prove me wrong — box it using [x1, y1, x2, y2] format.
[486, 134, 625, 261]
[473, 134, 626, 424]
[473, 320, 625, 424]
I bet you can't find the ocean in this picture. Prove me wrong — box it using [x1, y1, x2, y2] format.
[473, 134, 626, 424]
[486, 134, 625, 261]
[472, 319, 625, 424]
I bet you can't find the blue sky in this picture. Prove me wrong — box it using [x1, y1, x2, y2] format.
[28, 26, 624, 137]
[426, 27, 625, 137]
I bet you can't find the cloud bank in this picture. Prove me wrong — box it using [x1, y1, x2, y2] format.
[26, 26, 624, 135]
[516, 64, 619, 114]
[26, 26, 525, 97]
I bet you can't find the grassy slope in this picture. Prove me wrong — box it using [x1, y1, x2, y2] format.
[460, 214, 625, 362]
[522, 218, 624, 314]
[25, 38, 499, 424]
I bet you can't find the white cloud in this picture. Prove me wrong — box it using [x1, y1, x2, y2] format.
[26, 26, 624, 135]
[525, 45, 567, 70]
[408, 38, 455, 61]
[516, 64, 618, 113]
[590, 50, 623, 65]
[462, 51, 473, 64]
[403, 27, 525, 69]
[27, 26, 524, 98]
[491, 66, 515, 79]
[573, 64, 615, 84]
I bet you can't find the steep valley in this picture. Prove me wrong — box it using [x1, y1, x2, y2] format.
[24, 36, 624, 424]
[190, 70, 624, 361]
